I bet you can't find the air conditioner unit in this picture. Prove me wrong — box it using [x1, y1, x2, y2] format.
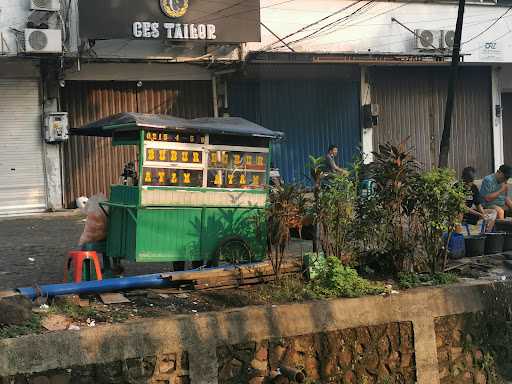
[24, 29, 62, 53]
[30, 0, 60, 11]
[415, 29, 442, 50]
[442, 30, 455, 50]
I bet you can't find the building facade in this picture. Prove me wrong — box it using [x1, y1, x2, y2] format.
[1, 0, 512, 213]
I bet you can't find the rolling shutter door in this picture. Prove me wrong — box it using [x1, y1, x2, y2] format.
[0, 79, 46, 215]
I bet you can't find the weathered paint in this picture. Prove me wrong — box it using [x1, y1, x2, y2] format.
[371, 66, 493, 176]
[229, 78, 361, 183]
[61, 80, 213, 207]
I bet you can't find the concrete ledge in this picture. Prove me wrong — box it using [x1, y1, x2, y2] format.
[0, 281, 509, 383]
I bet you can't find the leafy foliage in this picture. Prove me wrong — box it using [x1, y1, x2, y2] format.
[267, 183, 307, 276]
[414, 168, 466, 272]
[308, 256, 385, 298]
[358, 141, 421, 273]
[397, 272, 458, 289]
[0, 315, 42, 339]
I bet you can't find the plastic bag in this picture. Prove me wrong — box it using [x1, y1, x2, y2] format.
[79, 194, 108, 246]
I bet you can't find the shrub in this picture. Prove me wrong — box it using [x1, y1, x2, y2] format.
[308, 255, 384, 298]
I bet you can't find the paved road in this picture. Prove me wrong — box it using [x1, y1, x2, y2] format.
[0, 212, 174, 289]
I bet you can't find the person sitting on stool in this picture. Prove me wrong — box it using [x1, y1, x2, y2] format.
[480, 164, 512, 220]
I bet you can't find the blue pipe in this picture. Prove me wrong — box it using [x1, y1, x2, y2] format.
[17, 274, 173, 300]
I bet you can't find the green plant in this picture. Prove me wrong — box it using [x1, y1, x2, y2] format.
[359, 141, 421, 274]
[398, 272, 458, 289]
[0, 315, 43, 339]
[50, 301, 97, 321]
[317, 173, 358, 264]
[252, 275, 314, 304]
[414, 168, 466, 273]
[267, 184, 308, 276]
[308, 256, 384, 298]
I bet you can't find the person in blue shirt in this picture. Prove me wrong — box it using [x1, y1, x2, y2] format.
[479, 164, 512, 220]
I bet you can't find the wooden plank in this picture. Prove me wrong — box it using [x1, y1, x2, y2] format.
[99, 292, 131, 305]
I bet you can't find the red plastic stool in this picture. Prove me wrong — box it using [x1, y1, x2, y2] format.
[64, 251, 103, 283]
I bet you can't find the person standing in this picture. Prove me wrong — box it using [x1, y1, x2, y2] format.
[479, 164, 512, 220]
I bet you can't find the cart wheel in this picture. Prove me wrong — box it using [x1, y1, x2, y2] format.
[212, 237, 253, 266]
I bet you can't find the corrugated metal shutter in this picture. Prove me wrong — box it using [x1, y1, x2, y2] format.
[61, 81, 213, 207]
[502, 93, 512, 165]
[230, 79, 361, 183]
[371, 66, 493, 176]
[0, 79, 46, 215]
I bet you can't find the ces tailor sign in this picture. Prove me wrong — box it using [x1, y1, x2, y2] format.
[79, 0, 261, 43]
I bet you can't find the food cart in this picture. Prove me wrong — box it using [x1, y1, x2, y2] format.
[74, 113, 283, 270]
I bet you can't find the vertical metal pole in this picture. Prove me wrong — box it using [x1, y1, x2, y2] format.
[212, 75, 219, 118]
[438, 0, 466, 168]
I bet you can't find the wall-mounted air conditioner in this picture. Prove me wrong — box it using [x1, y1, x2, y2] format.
[415, 29, 443, 50]
[30, 0, 61, 12]
[24, 29, 62, 53]
[442, 30, 455, 50]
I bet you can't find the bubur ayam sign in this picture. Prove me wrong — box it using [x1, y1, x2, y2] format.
[79, 0, 261, 43]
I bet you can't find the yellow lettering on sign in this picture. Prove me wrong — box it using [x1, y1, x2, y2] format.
[240, 174, 246, 185]
[190, 135, 195, 143]
[171, 172, 178, 184]
[200, 136, 205, 144]
[245, 155, 252, 165]
[222, 153, 229, 165]
[227, 174, 234, 185]
[210, 152, 217, 164]
[145, 171, 152, 183]
[256, 156, 264, 166]
[192, 152, 200, 163]
[158, 171, 165, 184]
[175, 134, 180, 142]
[152, 133, 157, 141]
[159, 150, 166, 161]
[170, 151, 178, 161]
[181, 152, 189, 162]
[183, 172, 191, 184]
[214, 172, 222, 186]
[163, 134, 168, 141]
[234, 154, 241, 165]
[252, 175, 260, 185]
[146, 132, 152, 140]
[148, 149, 155, 161]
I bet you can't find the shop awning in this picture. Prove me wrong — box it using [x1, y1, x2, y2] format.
[70, 113, 284, 139]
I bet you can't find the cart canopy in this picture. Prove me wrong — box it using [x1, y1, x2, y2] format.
[71, 113, 284, 139]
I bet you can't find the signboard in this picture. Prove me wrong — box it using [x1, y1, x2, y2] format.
[79, 0, 261, 43]
[479, 42, 504, 61]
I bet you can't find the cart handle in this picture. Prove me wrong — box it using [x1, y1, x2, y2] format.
[99, 202, 137, 223]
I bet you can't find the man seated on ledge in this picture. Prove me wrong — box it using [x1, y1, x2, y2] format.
[480, 164, 512, 220]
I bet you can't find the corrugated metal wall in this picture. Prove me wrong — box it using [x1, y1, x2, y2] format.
[230, 79, 360, 183]
[503, 93, 512, 165]
[61, 81, 213, 207]
[371, 66, 493, 176]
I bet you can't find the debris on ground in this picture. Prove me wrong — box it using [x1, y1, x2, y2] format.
[99, 292, 131, 305]
[41, 314, 71, 331]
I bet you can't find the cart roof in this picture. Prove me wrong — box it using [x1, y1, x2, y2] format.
[71, 113, 284, 139]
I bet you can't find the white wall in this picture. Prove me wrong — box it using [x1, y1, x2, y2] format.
[0, 0, 31, 56]
[248, 0, 512, 63]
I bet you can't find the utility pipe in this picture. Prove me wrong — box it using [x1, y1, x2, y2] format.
[17, 274, 172, 300]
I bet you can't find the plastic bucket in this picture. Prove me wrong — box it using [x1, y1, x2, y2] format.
[447, 232, 465, 259]
[485, 233, 506, 254]
[465, 236, 486, 257]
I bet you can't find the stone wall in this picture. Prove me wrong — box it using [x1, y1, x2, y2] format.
[1, 352, 190, 384]
[435, 312, 512, 384]
[217, 322, 416, 384]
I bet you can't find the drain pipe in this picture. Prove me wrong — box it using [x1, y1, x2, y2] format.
[17, 274, 173, 300]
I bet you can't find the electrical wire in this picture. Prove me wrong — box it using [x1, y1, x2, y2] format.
[461, 5, 512, 44]
[284, 0, 378, 46]
[268, 0, 365, 46]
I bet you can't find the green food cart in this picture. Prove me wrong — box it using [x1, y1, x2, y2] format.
[74, 113, 283, 269]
